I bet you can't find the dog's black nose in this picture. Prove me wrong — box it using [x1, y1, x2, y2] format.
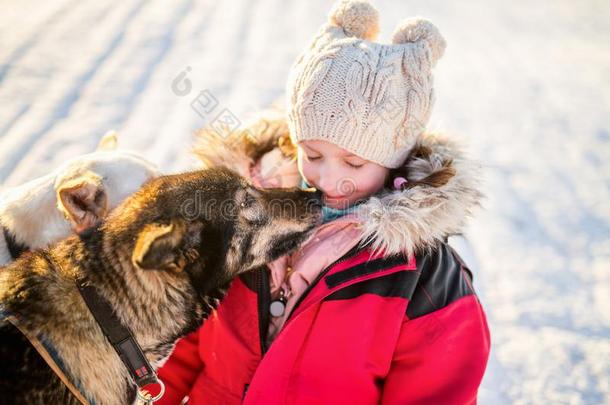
[313, 189, 324, 201]
[307, 189, 324, 209]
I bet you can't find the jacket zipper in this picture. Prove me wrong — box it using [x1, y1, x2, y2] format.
[256, 266, 271, 355]
[256, 244, 364, 356]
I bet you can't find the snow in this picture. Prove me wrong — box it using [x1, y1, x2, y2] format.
[1, 0, 609, 403]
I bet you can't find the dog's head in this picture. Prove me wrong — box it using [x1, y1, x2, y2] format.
[105, 168, 323, 296]
[55, 131, 159, 235]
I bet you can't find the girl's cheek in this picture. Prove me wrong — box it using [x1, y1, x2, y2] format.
[360, 167, 389, 195]
[298, 157, 317, 187]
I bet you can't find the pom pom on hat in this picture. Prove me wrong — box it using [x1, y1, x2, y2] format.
[392, 17, 446, 64]
[329, 0, 379, 41]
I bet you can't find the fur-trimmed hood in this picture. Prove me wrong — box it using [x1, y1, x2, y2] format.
[192, 114, 482, 258]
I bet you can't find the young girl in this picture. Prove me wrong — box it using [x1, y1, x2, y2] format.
[158, 1, 490, 403]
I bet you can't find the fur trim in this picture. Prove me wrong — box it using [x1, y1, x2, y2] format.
[191, 110, 291, 179]
[192, 115, 482, 258]
[356, 133, 482, 258]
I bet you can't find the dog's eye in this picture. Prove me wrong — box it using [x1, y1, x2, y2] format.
[239, 194, 265, 226]
[240, 193, 256, 209]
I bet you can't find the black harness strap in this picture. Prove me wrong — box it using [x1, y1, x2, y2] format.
[74, 278, 158, 388]
[2, 224, 29, 260]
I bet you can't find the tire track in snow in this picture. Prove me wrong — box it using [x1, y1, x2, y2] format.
[0, 1, 115, 148]
[101, 0, 197, 140]
[135, 0, 222, 167]
[11, 0, 207, 185]
[0, 0, 81, 84]
[0, 0, 148, 183]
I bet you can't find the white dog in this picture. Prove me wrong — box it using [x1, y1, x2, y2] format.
[0, 132, 159, 265]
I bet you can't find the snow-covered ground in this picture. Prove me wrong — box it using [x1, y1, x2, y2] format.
[1, 0, 608, 403]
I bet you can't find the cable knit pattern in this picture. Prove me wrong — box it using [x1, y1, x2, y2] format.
[286, 0, 446, 168]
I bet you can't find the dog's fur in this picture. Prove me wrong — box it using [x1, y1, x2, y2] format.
[0, 132, 159, 265]
[0, 168, 322, 405]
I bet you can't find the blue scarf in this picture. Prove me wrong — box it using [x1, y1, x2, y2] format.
[299, 178, 360, 224]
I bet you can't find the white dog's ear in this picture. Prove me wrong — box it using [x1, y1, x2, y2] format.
[132, 220, 202, 272]
[96, 130, 118, 151]
[56, 172, 108, 234]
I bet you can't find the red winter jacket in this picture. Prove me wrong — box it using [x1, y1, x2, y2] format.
[158, 117, 491, 404]
[156, 242, 490, 404]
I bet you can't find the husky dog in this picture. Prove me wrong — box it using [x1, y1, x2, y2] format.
[0, 131, 159, 265]
[0, 168, 323, 405]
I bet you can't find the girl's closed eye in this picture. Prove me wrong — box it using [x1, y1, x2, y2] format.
[345, 158, 365, 169]
[302, 145, 322, 162]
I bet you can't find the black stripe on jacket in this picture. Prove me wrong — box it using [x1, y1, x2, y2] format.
[325, 254, 407, 289]
[406, 243, 475, 320]
[324, 270, 421, 301]
[323, 243, 477, 322]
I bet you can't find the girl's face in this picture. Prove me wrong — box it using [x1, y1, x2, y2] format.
[297, 140, 389, 210]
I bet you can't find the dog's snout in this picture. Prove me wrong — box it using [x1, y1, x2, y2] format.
[305, 189, 324, 209]
[313, 189, 324, 202]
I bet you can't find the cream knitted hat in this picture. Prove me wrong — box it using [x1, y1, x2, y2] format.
[286, 0, 446, 168]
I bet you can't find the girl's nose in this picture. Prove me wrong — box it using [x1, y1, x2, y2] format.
[316, 173, 339, 197]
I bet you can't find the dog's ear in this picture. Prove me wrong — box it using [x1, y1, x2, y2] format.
[132, 219, 202, 272]
[56, 172, 108, 234]
[96, 130, 118, 151]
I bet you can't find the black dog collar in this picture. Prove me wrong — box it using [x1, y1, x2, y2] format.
[41, 251, 161, 398]
[74, 278, 159, 389]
